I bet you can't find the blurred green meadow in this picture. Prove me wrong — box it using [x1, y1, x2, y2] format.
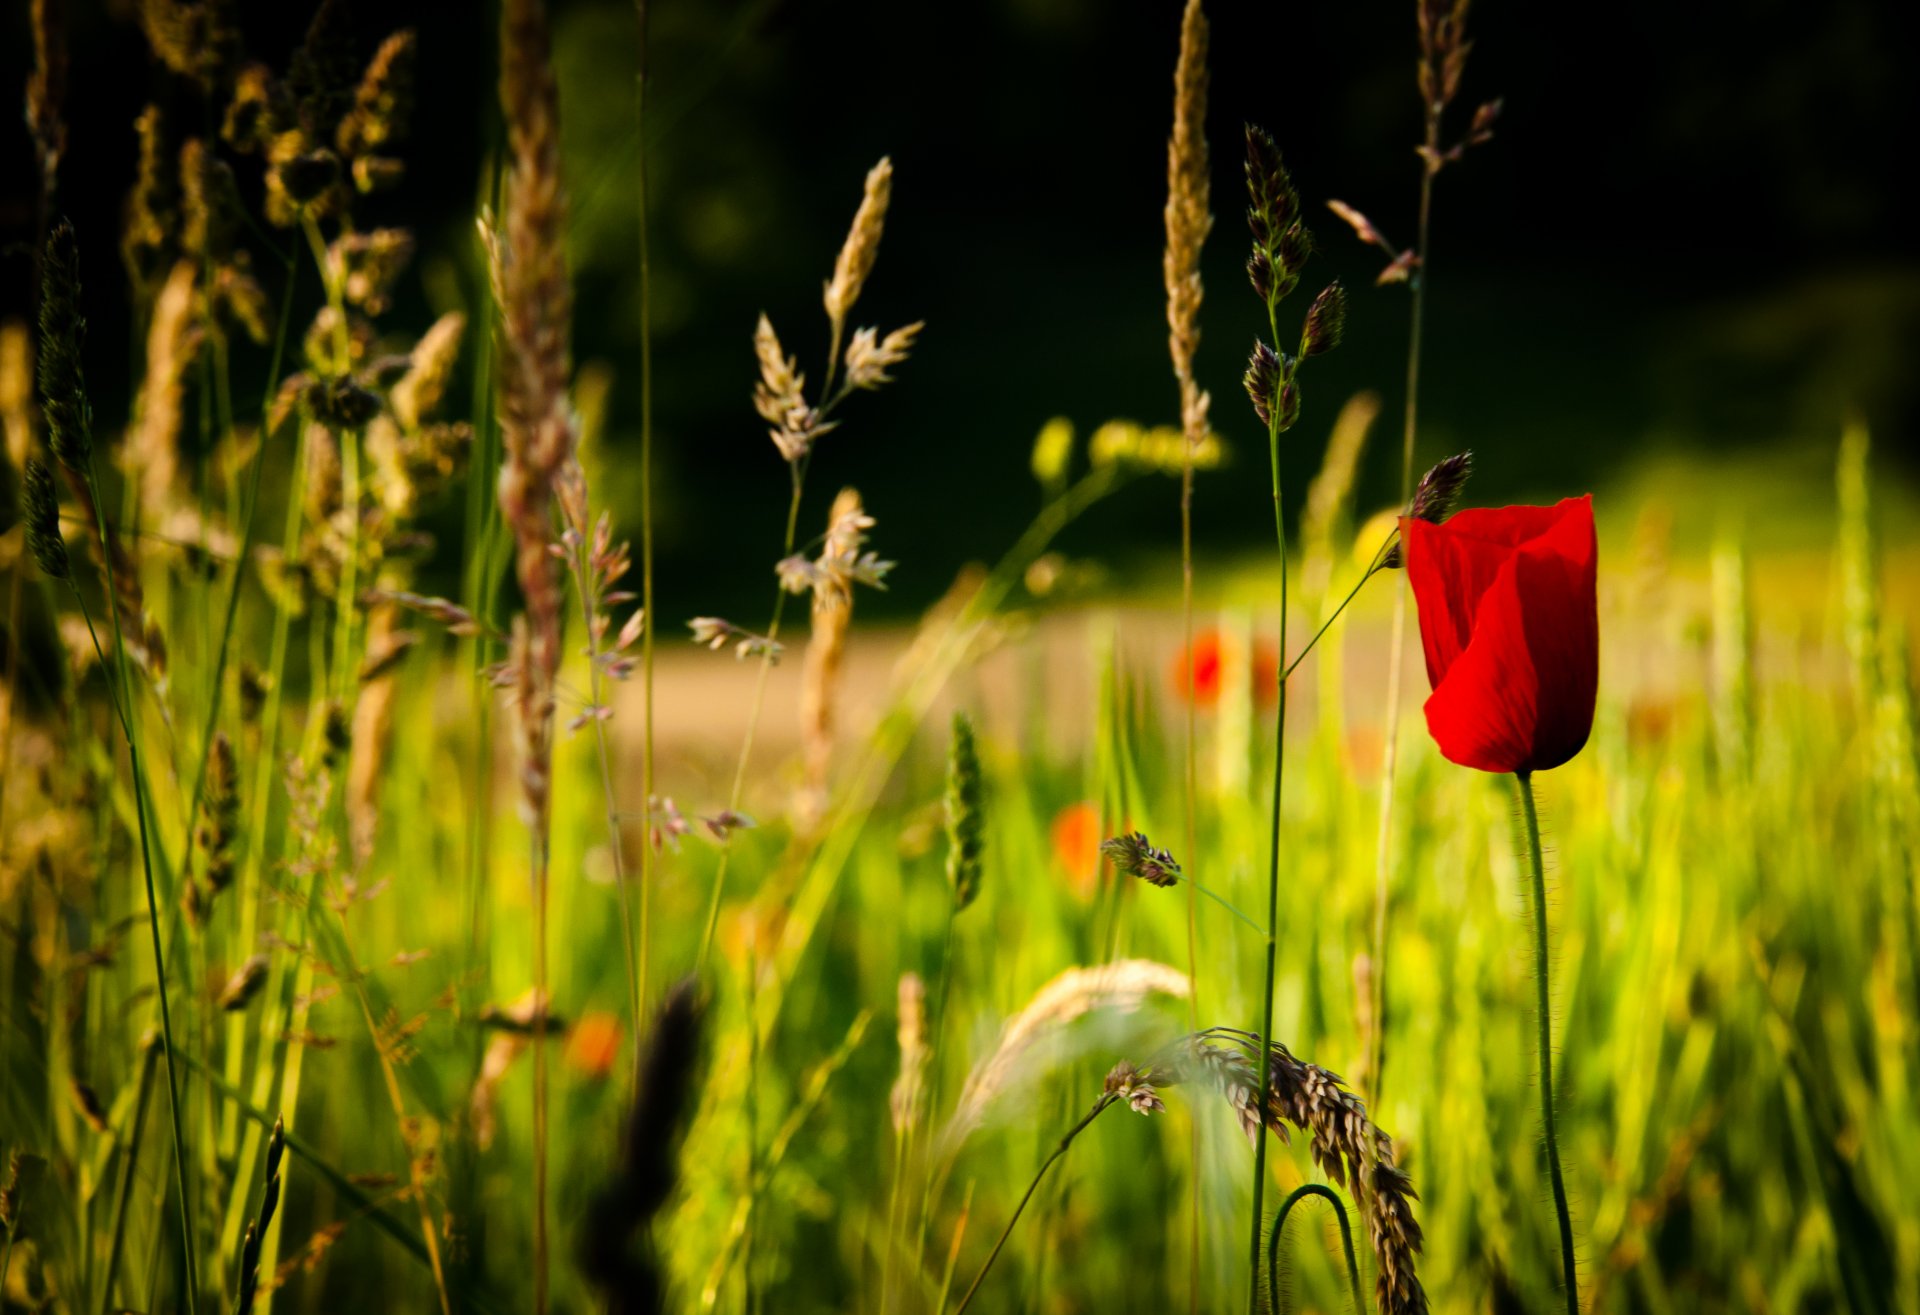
[4, 2, 1920, 1314]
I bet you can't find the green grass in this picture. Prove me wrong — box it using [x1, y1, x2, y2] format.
[5, 424, 1918, 1314]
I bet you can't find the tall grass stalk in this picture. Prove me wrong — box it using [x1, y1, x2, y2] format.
[1248, 358, 1291, 1307]
[634, 0, 659, 1034]
[1161, 2, 1212, 1304]
[1516, 771, 1580, 1315]
[69, 485, 199, 1314]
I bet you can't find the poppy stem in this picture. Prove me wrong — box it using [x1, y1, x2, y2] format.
[1515, 770, 1580, 1315]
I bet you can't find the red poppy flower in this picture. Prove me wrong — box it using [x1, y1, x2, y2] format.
[1171, 629, 1279, 708]
[1403, 495, 1597, 775]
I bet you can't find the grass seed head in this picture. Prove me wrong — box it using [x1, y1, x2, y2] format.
[23, 457, 68, 581]
[1101, 831, 1183, 887]
[945, 711, 985, 912]
[37, 219, 90, 472]
[824, 157, 894, 344]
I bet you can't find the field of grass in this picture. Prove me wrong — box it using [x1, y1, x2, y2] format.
[5, 2, 1920, 1314]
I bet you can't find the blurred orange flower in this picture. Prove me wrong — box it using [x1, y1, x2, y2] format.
[566, 1011, 622, 1080]
[1170, 629, 1278, 708]
[1050, 801, 1103, 898]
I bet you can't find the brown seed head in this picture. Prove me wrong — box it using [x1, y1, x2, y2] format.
[823, 158, 893, 343]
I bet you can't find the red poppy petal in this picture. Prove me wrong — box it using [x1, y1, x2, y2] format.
[1422, 496, 1597, 774]
[1442, 502, 1571, 550]
[1404, 515, 1515, 686]
[1508, 496, 1597, 770]
[1422, 553, 1540, 773]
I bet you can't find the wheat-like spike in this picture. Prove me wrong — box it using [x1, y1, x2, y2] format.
[941, 960, 1189, 1155]
[823, 158, 894, 351]
[1163, 0, 1212, 448]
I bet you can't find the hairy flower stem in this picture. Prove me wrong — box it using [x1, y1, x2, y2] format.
[1516, 771, 1580, 1315]
[69, 477, 200, 1313]
[954, 1096, 1114, 1314]
[1265, 1183, 1363, 1315]
[1249, 302, 1292, 1311]
[695, 459, 807, 974]
[1369, 127, 1437, 1104]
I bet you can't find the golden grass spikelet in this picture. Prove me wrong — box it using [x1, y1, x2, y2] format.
[842, 321, 924, 392]
[1164, 0, 1212, 449]
[800, 487, 866, 822]
[29, 0, 67, 202]
[2, 322, 31, 471]
[824, 157, 893, 352]
[128, 261, 203, 523]
[891, 971, 929, 1134]
[336, 29, 416, 159]
[942, 959, 1189, 1154]
[494, 0, 575, 832]
[392, 311, 465, 430]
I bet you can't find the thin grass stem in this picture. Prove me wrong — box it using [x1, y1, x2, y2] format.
[71, 465, 201, 1315]
[953, 1095, 1114, 1314]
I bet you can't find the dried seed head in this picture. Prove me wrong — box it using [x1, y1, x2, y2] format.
[753, 313, 805, 423]
[180, 137, 242, 261]
[199, 730, 240, 894]
[823, 158, 893, 340]
[391, 312, 465, 429]
[1300, 281, 1346, 357]
[1100, 831, 1182, 887]
[137, 0, 240, 91]
[1246, 246, 1273, 301]
[336, 30, 416, 159]
[1242, 339, 1283, 429]
[890, 972, 928, 1134]
[218, 954, 270, 1011]
[333, 228, 415, 316]
[1163, 0, 1213, 450]
[124, 105, 177, 291]
[945, 711, 985, 912]
[1243, 124, 1295, 245]
[1408, 450, 1472, 523]
[24, 457, 68, 581]
[1383, 450, 1473, 568]
[223, 63, 289, 154]
[1104, 1060, 1167, 1115]
[239, 661, 270, 722]
[38, 219, 90, 471]
[842, 321, 924, 391]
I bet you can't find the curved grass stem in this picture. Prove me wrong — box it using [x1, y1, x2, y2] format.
[1515, 770, 1580, 1315]
[1265, 1183, 1363, 1315]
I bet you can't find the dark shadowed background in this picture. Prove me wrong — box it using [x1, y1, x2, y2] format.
[4, 0, 1916, 619]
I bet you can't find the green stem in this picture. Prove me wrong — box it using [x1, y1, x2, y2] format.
[1173, 875, 1264, 935]
[1265, 1183, 1363, 1315]
[1250, 312, 1291, 1310]
[694, 459, 807, 974]
[71, 471, 201, 1315]
[1516, 771, 1580, 1315]
[1368, 124, 1438, 1106]
[99, 1038, 160, 1315]
[953, 1096, 1113, 1314]
[1283, 550, 1391, 683]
